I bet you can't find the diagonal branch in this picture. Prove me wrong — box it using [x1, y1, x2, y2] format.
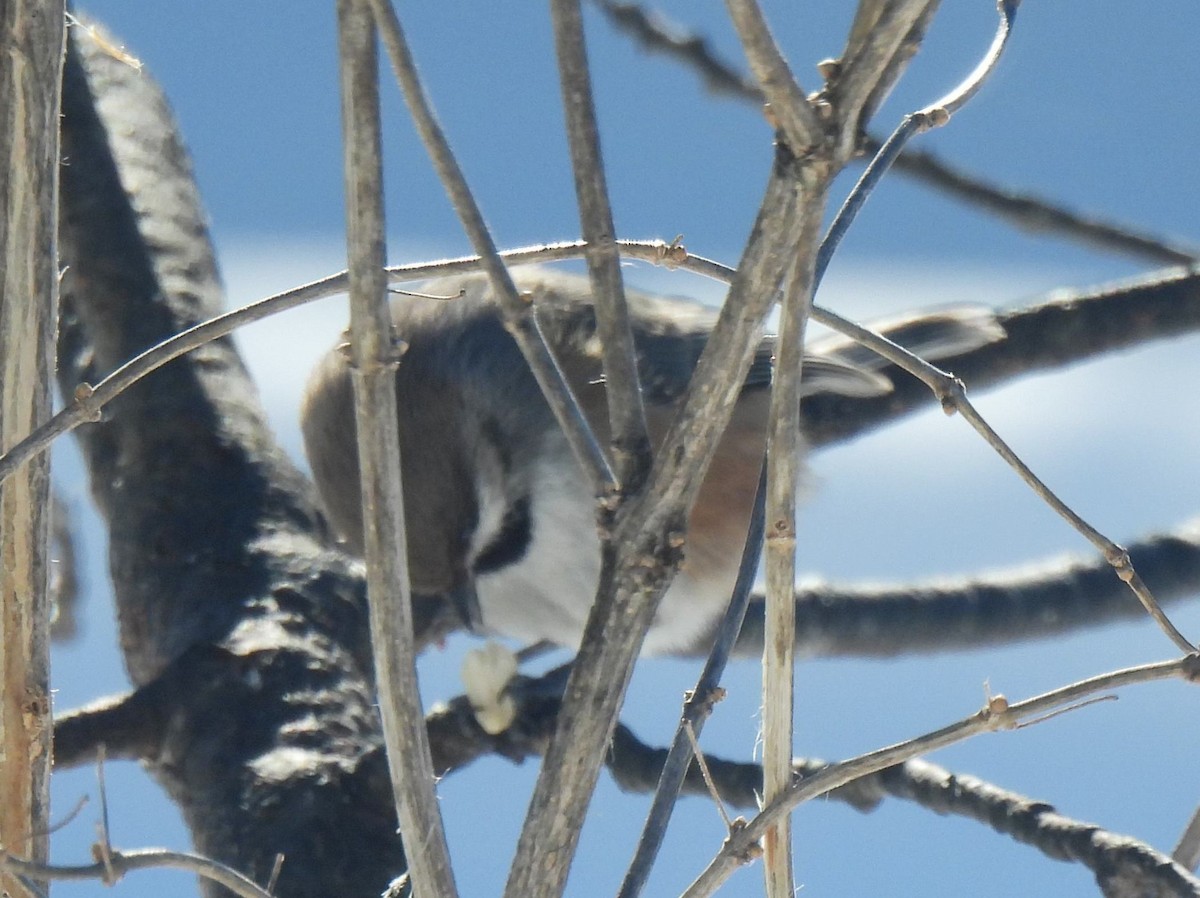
[550, 0, 651, 491]
[683, 654, 1200, 897]
[723, 0, 821, 151]
[593, 0, 1198, 265]
[367, 0, 615, 493]
[504, 159, 821, 898]
[826, 0, 939, 161]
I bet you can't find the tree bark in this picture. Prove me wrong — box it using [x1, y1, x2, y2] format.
[0, 3, 64, 895]
[57, 24, 408, 897]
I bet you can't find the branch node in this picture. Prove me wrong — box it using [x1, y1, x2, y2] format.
[655, 235, 688, 268]
[72, 382, 103, 422]
[684, 685, 727, 715]
[725, 818, 762, 864]
[1106, 546, 1134, 582]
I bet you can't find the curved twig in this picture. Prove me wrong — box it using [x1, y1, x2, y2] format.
[593, 0, 1198, 266]
[0, 848, 274, 898]
[682, 654, 1200, 897]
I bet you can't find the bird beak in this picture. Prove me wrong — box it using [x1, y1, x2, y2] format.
[447, 576, 483, 634]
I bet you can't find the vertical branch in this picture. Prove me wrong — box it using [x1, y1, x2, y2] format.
[0, 3, 64, 896]
[549, 0, 650, 491]
[503, 160, 822, 898]
[334, 3, 458, 896]
[760, 240, 821, 898]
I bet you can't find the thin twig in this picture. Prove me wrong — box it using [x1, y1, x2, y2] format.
[956, 396, 1195, 653]
[594, 0, 1199, 265]
[723, 0, 820, 151]
[681, 654, 1200, 898]
[335, 4, 459, 897]
[594, 0, 761, 100]
[0, 848, 274, 898]
[826, 0, 936, 162]
[366, 0, 615, 495]
[0, 240, 682, 487]
[3, 245, 1191, 663]
[266, 854, 285, 895]
[819, 0, 1019, 281]
[427, 659, 1200, 896]
[758, 213, 822, 898]
[550, 0, 650, 491]
[93, 747, 115, 884]
[806, 0, 1189, 651]
[683, 722, 734, 830]
[881, 141, 1200, 265]
[617, 467, 766, 898]
[43, 796, 88, 837]
[807, 292, 1196, 653]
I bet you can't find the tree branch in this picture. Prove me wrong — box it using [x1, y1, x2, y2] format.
[684, 654, 1200, 897]
[593, 0, 1199, 265]
[57, 22, 408, 896]
[550, 0, 651, 491]
[0, 4, 64, 895]
[335, 4, 458, 895]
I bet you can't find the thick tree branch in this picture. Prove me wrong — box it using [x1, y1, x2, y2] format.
[57, 23, 408, 897]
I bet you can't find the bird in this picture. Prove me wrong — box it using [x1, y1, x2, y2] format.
[300, 267, 1003, 655]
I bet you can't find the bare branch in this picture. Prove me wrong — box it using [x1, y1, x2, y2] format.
[878, 140, 1200, 265]
[550, 0, 651, 490]
[826, 0, 938, 160]
[335, 4, 458, 896]
[367, 0, 615, 494]
[758, 204, 819, 898]
[595, 1, 1196, 266]
[0, 848, 274, 898]
[683, 654, 1200, 897]
[818, 0, 1019, 281]
[617, 470, 766, 897]
[594, 0, 761, 100]
[5, 237, 1195, 493]
[0, 3, 64, 895]
[612, 717, 1200, 897]
[503, 159, 823, 898]
[723, 0, 821, 150]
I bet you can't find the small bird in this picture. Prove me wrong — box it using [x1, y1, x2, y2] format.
[301, 268, 1002, 655]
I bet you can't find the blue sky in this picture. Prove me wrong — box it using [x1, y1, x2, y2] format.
[49, 4, 1200, 897]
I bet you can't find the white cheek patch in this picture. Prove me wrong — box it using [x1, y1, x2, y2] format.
[470, 474, 509, 564]
[473, 446, 602, 647]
